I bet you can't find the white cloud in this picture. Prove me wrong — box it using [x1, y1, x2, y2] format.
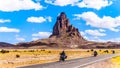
[32, 37, 39, 41]
[80, 31, 85, 36]
[0, 0, 44, 12]
[74, 12, 120, 32]
[27, 16, 46, 23]
[27, 16, 52, 23]
[0, 27, 20, 32]
[108, 38, 120, 42]
[16, 37, 25, 41]
[0, 19, 11, 23]
[84, 29, 106, 37]
[87, 37, 120, 42]
[15, 35, 25, 41]
[75, 0, 112, 10]
[32, 32, 51, 38]
[99, 29, 106, 32]
[46, 16, 52, 22]
[45, 0, 79, 6]
[45, 0, 112, 10]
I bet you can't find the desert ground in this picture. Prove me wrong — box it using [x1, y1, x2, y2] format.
[84, 56, 120, 68]
[0, 49, 120, 68]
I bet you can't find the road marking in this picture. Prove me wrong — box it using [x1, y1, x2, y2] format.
[74, 54, 119, 68]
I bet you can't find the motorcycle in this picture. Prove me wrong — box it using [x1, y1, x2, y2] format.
[93, 51, 98, 57]
[59, 54, 67, 61]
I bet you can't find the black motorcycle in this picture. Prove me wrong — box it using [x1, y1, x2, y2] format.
[59, 51, 67, 61]
[59, 55, 67, 61]
[93, 51, 98, 57]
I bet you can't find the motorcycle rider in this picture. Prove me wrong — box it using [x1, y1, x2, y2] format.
[59, 50, 67, 61]
[93, 51, 98, 57]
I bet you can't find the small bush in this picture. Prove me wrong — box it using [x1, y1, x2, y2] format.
[29, 50, 35, 52]
[91, 49, 94, 52]
[13, 50, 18, 52]
[16, 54, 20, 58]
[48, 51, 51, 53]
[24, 50, 27, 52]
[41, 49, 45, 51]
[87, 50, 90, 52]
[0, 49, 9, 54]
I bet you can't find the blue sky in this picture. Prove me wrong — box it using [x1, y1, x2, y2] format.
[0, 0, 120, 44]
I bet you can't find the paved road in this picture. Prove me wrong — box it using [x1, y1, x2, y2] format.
[19, 54, 120, 68]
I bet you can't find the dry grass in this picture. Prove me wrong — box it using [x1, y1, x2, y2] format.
[0, 49, 119, 68]
[111, 56, 120, 68]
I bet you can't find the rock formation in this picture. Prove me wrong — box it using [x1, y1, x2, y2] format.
[15, 12, 120, 49]
[17, 12, 87, 48]
[48, 12, 86, 48]
[50, 12, 84, 39]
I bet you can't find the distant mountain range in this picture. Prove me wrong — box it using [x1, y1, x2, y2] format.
[0, 42, 14, 47]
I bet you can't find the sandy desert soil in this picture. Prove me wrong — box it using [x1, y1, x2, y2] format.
[0, 49, 119, 68]
[84, 58, 119, 68]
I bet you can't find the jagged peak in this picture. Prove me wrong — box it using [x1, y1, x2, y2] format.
[50, 12, 84, 41]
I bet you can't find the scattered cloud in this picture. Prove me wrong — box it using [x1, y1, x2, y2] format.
[0, 19, 11, 23]
[81, 29, 120, 42]
[45, 0, 78, 6]
[80, 29, 106, 43]
[87, 37, 120, 42]
[0, 0, 44, 12]
[15, 35, 25, 42]
[27, 16, 46, 23]
[45, 0, 112, 10]
[108, 38, 120, 42]
[88, 37, 106, 42]
[75, 0, 112, 10]
[0, 27, 20, 33]
[32, 32, 51, 38]
[74, 12, 120, 32]
[27, 16, 52, 23]
[84, 29, 106, 37]
[16, 37, 25, 41]
[46, 16, 52, 22]
[32, 37, 39, 41]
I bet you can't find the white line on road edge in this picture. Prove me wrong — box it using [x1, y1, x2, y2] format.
[73, 54, 120, 68]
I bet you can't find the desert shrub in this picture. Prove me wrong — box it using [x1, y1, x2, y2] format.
[104, 50, 109, 53]
[13, 50, 18, 52]
[16, 54, 20, 58]
[41, 49, 45, 51]
[29, 50, 35, 52]
[91, 49, 94, 52]
[24, 50, 27, 52]
[48, 51, 51, 53]
[0, 49, 9, 54]
[87, 50, 90, 52]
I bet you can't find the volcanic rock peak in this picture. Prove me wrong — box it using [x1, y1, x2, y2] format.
[50, 12, 81, 38]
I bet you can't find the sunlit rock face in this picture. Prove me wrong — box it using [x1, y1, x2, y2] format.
[50, 12, 83, 39]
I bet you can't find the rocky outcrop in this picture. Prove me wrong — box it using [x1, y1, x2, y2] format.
[47, 12, 86, 48]
[50, 12, 82, 39]
[14, 12, 120, 49]
[16, 12, 86, 48]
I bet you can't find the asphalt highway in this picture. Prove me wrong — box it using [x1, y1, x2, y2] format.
[19, 54, 120, 68]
